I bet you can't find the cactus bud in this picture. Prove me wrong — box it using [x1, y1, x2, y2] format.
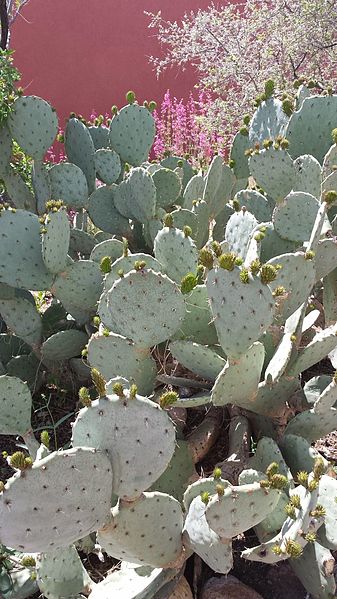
[273, 285, 286, 297]
[196, 264, 205, 283]
[9, 452, 32, 471]
[332, 128, 337, 145]
[232, 198, 240, 212]
[243, 114, 250, 126]
[272, 544, 283, 555]
[211, 241, 222, 257]
[285, 503, 297, 519]
[290, 495, 301, 509]
[323, 190, 337, 205]
[103, 328, 110, 337]
[0, 481, 4, 492]
[218, 252, 237, 271]
[263, 138, 273, 149]
[159, 391, 179, 408]
[129, 384, 138, 399]
[284, 540, 303, 558]
[229, 159, 235, 168]
[239, 268, 250, 284]
[297, 471, 309, 487]
[213, 467, 222, 479]
[310, 504, 326, 518]
[200, 491, 210, 505]
[270, 474, 288, 490]
[239, 126, 249, 137]
[199, 248, 214, 270]
[282, 99, 294, 117]
[313, 457, 326, 480]
[250, 259, 262, 276]
[181, 272, 198, 294]
[308, 479, 319, 491]
[117, 269, 124, 278]
[234, 257, 243, 266]
[93, 315, 100, 327]
[177, 160, 184, 167]
[126, 91, 136, 104]
[216, 484, 225, 496]
[264, 79, 275, 98]
[91, 368, 106, 397]
[111, 105, 118, 115]
[280, 138, 289, 150]
[260, 263, 278, 284]
[79, 387, 92, 407]
[259, 479, 270, 488]
[266, 462, 279, 479]
[21, 556, 36, 567]
[304, 532, 317, 543]
[112, 382, 125, 398]
[122, 237, 129, 257]
[164, 213, 174, 228]
[305, 250, 315, 260]
[40, 430, 50, 449]
[134, 260, 146, 271]
[100, 256, 112, 274]
[183, 225, 192, 238]
[148, 100, 157, 112]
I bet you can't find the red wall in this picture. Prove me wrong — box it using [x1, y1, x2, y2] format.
[10, 0, 228, 126]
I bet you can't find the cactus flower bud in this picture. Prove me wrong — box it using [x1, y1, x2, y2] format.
[9, 452, 32, 471]
[200, 491, 210, 505]
[304, 532, 317, 543]
[323, 190, 337, 205]
[134, 260, 146, 271]
[129, 384, 138, 399]
[148, 101, 157, 113]
[21, 556, 36, 567]
[211, 241, 222, 257]
[250, 259, 262, 276]
[310, 504, 326, 518]
[126, 91, 136, 104]
[159, 391, 179, 408]
[282, 99, 294, 117]
[313, 457, 326, 480]
[183, 225, 192, 238]
[216, 484, 225, 496]
[199, 248, 214, 270]
[111, 105, 118, 115]
[79, 387, 92, 407]
[290, 495, 301, 509]
[239, 126, 249, 137]
[112, 382, 125, 398]
[239, 268, 250, 284]
[91, 368, 106, 397]
[272, 544, 283, 555]
[284, 540, 303, 558]
[266, 462, 279, 479]
[93, 315, 100, 327]
[164, 213, 174, 228]
[213, 467, 222, 479]
[232, 198, 240, 212]
[218, 252, 237, 271]
[264, 79, 275, 98]
[243, 114, 250, 126]
[0, 481, 4, 492]
[181, 273, 198, 294]
[100, 256, 112, 274]
[40, 430, 50, 448]
[270, 474, 288, 490]
[260, 264, 278, 284]
[308, 479, 319, 491]
[297, 471, 309, 487]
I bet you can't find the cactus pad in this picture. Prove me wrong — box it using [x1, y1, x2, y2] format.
[0, 447, 113, 552]
[170, 340, 225, 381]
[49, 162, 89, 209]
[114, 167, 156, 223]
[95, 148, 121, 185]
[249, 148, 296, 201]
[273, 192, 319, 242]
[0, 124, 12, 176]
[41, 209, 70, 274]
[52, 260, 103, 312]
[41, 330, 88, 361]
[293, 154, 322, 198]
[0, 295, 42, 348]
[65, 118, 96, 193]
[225, 209, 258, 258]
[8, 96, 58, 159]
[249, 98, 289, 145]
[97, 492, 183, 567]
[106, 269, 185, 347]
[154, 227, 198, 283]
[0, 374, 33, 435]
[36, 545, 92, 599]
[90, 239, 123, 263]
[109, 104, 155, 166]
[87, 185, 131, 236]
[153, 167, 182, 208]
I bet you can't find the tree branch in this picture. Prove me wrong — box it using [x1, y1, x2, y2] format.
[0, 0, 9, 49]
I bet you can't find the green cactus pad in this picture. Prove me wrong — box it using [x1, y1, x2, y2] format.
[0, 334, 30, 365]
[280, 434, 328, 476]
[107, 269, 185, 347]
[259, 223, 298, 262]
[267, 252, 315, 322]
[212, 342, 264, 408]
[293, 154, 322, 198]
[249, 437, 292, 481]
[169, 208, 199, 239]
[49, 162, 89, 209]
[36, 545, 92, 599]
[41, 330, 88, 361]
[192, 200, 210, 248]
[154, 227, 198, 283]
[152, 167, 182, 208]
[88, 125, 109, 149]
[235, 189, 273, 222]
[114, 167, 156, 223]
[151, 440, 196, 502]
[72, 391, 176, 499]
[95, 148, 121, 185]
[65, 118, 96, 193]
[323, 143, 337, 179]
[183, 495, 233, 574]
[52, 260, 103, 312]
[87, 185, 131, 236]
[109, 104, 155, 166]
[205, 481, 281, 538]
[6, 353, 42, 393]
[286, 95, 337, 163]
[183, 173, 205, 210]
[0, 374, 33, 435]
[173, 285, 218, 345]
[0, 209, 53, 290]
[0, 295, 42, 348]
[322, 169, 337, 198]
[264, 332, 293, 383]
[273, 191, 320, 242]
[251, 376, 303, 418]
[41, 209, 70, 274]
[97, 492, 183, 567]
[249, 98, 289, 146]
[89, 562, 177, 599]
[288, 324, 337, 377]
[315, 240, 337, 281]
[239, 468, 289, 541]
[173, 391, 212, 408]
[0, 447, 113, 553]
[161, 156, 194, 195]
[249, 148, 296, 201]
[229, 131, 250, 179]
[203, 157, 235, 218]
[104, 252, 162, 288]
[69, 228, 96, 258]
[0, 124, 12, 176]
[225, 209, 258, 258]
[183, 478, 230, 512]
[90, 239, 123, 263]
[8, 96, 58, 159]
[87, 333, 157, 396]
[317, 475, 337, 550]
[291, 542, 336, 599]
[32, 160, 51, 214]
[3, 168, 36, 212]
[212, 203, 235, 242]
[170, 340, 226, 381]
[207, 266, 274, 358]
[285, 378, 337, 441]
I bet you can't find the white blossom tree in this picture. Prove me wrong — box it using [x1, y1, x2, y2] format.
[147, 1, 337, 144]
[1, 0, 30, 48]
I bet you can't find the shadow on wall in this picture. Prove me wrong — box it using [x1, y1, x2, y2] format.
[11, 0, 223, 124]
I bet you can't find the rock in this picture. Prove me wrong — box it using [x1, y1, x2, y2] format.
[201, 575, 263, 599]
[169, 576, 193, 598]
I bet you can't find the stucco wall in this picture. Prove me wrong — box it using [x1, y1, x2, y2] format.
[11, 0, 227, 124]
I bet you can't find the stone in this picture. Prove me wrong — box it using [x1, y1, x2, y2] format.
[201, 576, 263, 599]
